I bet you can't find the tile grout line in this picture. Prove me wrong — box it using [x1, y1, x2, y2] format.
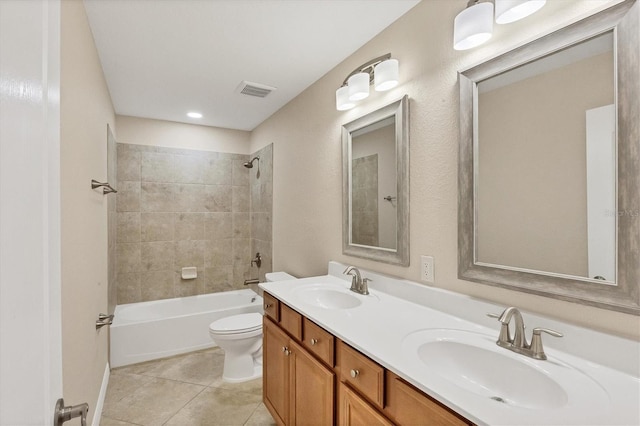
[160, 381, 209, 426]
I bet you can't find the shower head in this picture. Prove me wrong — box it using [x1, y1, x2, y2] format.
[243, 156, 260, 168]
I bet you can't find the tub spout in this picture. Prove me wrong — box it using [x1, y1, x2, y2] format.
[244, 278, 260, 285]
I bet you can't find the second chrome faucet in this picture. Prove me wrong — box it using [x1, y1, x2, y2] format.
[343, 266, 371, 295]
[489, 306, 563, 360]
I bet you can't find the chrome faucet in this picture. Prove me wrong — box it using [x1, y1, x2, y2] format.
[343, 266, 370, 295]
[488, 307, 563, 360]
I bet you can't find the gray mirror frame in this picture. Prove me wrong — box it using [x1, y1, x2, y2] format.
[342, 95, 410, 266]
[458, 0, 639, 314]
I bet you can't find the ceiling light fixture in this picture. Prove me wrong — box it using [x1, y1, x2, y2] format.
[495, 0, 546, 24]
[335, 53, 399, 111]
[187, 112, 203, 118]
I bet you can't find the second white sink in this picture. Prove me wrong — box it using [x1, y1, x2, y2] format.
[402, 329, 610, 411]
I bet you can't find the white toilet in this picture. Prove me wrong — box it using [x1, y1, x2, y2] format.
[209, 312, 263, 383]
[208, 271, 296, 383]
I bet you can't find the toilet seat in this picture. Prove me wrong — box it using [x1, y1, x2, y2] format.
[209, 312, 262, 335]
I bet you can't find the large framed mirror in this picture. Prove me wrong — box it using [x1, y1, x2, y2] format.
[459, 0, 639, 314]
[342, 95, 409, 265]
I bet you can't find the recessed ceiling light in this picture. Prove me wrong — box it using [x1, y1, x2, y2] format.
[187, 112, 203, 118]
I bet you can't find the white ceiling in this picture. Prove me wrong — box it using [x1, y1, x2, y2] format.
[84, 0, 420, 131]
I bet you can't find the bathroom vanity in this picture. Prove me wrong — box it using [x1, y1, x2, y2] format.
[260, 262, 640, 426]
[262, 291, 469, 425]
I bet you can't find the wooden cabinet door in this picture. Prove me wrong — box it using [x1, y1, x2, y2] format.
[385, 372, 470, 426]
[263, 318, 290, 425]
[338, 382, 393, 426]
[289, 340, 335, 426]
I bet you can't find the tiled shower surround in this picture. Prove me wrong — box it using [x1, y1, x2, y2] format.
[116, 143, 272, 304]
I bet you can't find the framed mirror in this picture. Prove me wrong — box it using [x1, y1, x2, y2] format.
[458, 0, 639, 314]
[342, 95, 409, 265]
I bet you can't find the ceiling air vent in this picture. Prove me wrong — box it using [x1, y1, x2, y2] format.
[236, 81, 277, 98]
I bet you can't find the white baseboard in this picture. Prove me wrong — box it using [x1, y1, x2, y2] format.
[92, 363, 110, 426]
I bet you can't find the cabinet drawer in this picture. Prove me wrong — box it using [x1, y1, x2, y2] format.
[280, 303, 302, 340]
[385, 371, 470, 426]
[336, 340, 384, 408]
[338, 382, 393, 426]
[263, 292, 279, 322]
[302, 317, 335, 367]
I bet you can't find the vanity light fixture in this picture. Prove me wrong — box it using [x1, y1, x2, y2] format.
[187, 111, 203, 118]
[454, 0, 546, 50]
[335, 53, 399, 111]
[454, 0, 494, 51]
[495, 0, 546, 24]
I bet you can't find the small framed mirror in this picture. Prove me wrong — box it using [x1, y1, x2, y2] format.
[342, 95, 409, 265]
[458, 0, 639, 314]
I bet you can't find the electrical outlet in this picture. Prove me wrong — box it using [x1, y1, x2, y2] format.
[421, 255, 434, 283]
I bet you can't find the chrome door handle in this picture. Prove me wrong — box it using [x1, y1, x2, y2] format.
[54, 398, 89, 426]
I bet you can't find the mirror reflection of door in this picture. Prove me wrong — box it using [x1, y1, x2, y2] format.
[350, 117, 397, 250]
[476, 31, 616, 282]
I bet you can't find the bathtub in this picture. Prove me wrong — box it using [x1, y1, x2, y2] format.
[110, 289, 263, 368]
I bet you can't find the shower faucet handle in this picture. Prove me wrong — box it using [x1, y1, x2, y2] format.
[251, 252, 262, 268]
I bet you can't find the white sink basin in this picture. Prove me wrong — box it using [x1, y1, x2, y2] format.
[402, 329, 609, 410]
[293, 284, 368, 310]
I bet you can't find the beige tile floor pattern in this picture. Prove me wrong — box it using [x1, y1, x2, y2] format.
[100, 348, 276, 426]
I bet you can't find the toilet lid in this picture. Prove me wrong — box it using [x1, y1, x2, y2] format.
[209, 312, 262, 334]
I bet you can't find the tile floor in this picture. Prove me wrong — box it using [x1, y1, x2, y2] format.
[100, 348, 276, 425]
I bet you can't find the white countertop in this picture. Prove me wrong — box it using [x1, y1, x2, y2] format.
[260, 263, 640, 426]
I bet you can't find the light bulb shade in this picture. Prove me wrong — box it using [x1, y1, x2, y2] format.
[495, 0, 546, 24]
[336, 86, 355, 111]
[374, 59, 399, 91]
[347, 72, 370, 101]
[453, 1, 494, 51]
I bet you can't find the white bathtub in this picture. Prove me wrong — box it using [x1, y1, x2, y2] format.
[110, 289, 263, 368]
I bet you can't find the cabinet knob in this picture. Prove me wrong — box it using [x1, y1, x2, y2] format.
[350, 369, 359, 378]
[282, 346, 288, 353]
[310, 338, 318, 346]
[264, 303, 272, 309]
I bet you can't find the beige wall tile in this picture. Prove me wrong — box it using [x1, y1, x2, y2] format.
[117, 243, 141, 273]
[232, 238, 251, 266]
[232, 185, 250, 212]
[116, 272, 141, 304]
[203, 156, 232, 185]
[174, 212, 204, 241]
[174, 184, 205, 212]
[204, 213, 233, 240]
[140, 270, 175, 301]
[117, 212, 140, 243]
[232, 159, 250, 186]
[174, 270, 204, 297]
[174, 240, 205, 269]
[116, 181, 140, 212]
[204, 239, 233, 267]
[173, 154, 204, 184]
[233, 212, 250, 238]
[141, 151, 174, 182]
[140, 212, 174, 242]
[204, 266, 234, 293]
[203, 184, 232, 212]
[140, 182, 175, 212]
[141, 241, 174, 271]
[117, 147, 140, 181]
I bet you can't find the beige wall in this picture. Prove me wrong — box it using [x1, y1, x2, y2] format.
[61, 0, 115, 422]
[250, 0, 639, 340]
[116, 115, 251, 154]
[477, 52, 614, 277]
